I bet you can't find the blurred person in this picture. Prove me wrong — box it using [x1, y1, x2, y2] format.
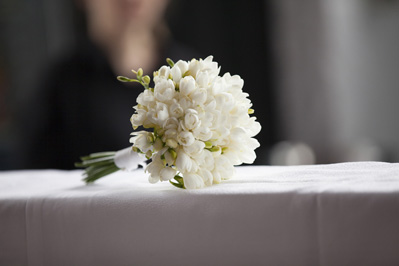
[20, 0, 199, 169]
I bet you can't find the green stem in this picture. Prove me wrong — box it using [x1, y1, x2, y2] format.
[76, 151, 120, 184]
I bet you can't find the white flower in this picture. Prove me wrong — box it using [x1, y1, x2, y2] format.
[154, 79, 175, 103]
[160, 167, 177, 181]
[136, 89, 155, 108]
[145, 157, 163, 183]
[153, 65, 171, 83]
[178, 96, 194, 111]
[171, 60, 189, 83]
[198, 56, 220, 79]
[243, 117, 262, 137]
[196, 71, 210, 87]
[223, 73, 244, 91]
[130, 108, 147, 128]
[193, 126, 212, 141]
[191, 87, 207, 105]
[130, 131, 153, 153]
[183, 173, 205, 189]
[181, 109, 200, 131]
[200, 149, 215, 171]
[148, 102, 169, 126]
[212, 155, 235, 183]
[214, 92, 234, 111]
[175, 149, 193, 173]
[199, 168, 213, 187]
[180, 76, 196, 96]
[169, 99, 184, 118]
[175, 60, 189, 75]
[163, 149, 176, 165]
[177, 131, 195, 146]
[153, 138, 163, 151]
[183, 140, 205, 157]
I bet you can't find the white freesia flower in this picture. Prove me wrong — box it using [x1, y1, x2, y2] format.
[160, 167, 177, 181]
[199, 56, 220, 78]
[148, 102, 169, 126]
[136, 89, 155, 108]
[183, 140, 205, 157]
[171, 60, 188, 83]
[123, 56, 261, 188]
[154, 79, 175, 103]
[182, 109, 200, 131]
[130, 108, 147, 128]
[177, 131, 195, 146]
[183, 173, 205, 189]
[193, 126, 212, 141]
[153, 138, 163, 151]
[196, 71, 210, 88]
[212, 155, 235, 182]
[180, 76, 196, 96]
[175, 60, 189, 76]
[191, 87, 207, 105]
[175, 149, 193, 173]
[153, 65, 171, 83]
[200, 149, 215, 171]
[130, 131, 153, 153]
[169, 99, 184, 118]
[199, 168, 213, 187]
[146, 157, 163, 183]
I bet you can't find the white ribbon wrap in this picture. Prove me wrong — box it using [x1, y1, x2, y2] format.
[114, 147, 146, 171]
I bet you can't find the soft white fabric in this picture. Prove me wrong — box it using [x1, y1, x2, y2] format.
[1, 162, 399, 265]
[114, 147, 146, 171]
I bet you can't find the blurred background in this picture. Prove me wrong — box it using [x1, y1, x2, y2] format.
[0, 0, 399, 170]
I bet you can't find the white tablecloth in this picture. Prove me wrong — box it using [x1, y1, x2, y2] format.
[1, 162, 399, 266]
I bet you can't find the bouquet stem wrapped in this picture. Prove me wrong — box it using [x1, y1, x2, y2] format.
[76, 56, 261, 189]
[75, 152, 118, 183]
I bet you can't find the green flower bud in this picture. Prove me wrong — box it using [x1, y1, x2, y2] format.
[145, 150, 152, 160]
[153, 138, 164, 151]
[205, 141, 213, 149]
[142, 75, 151, 84]
[132, 146, 141, 153]
[166, 58, 175, 67]
[137, 68, 143, 78]
[166, 139, 178, 149]
[146, 134, 154, 144]
[209, 146, 221, 152]
[168, 149, 177, 160]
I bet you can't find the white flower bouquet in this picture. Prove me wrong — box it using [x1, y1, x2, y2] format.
[76, 56, 261, 189]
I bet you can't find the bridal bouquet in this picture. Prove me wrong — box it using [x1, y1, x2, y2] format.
[76, 56, 261, 189]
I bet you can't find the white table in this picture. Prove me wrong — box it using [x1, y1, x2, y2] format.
[1, 162, 399, 266]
